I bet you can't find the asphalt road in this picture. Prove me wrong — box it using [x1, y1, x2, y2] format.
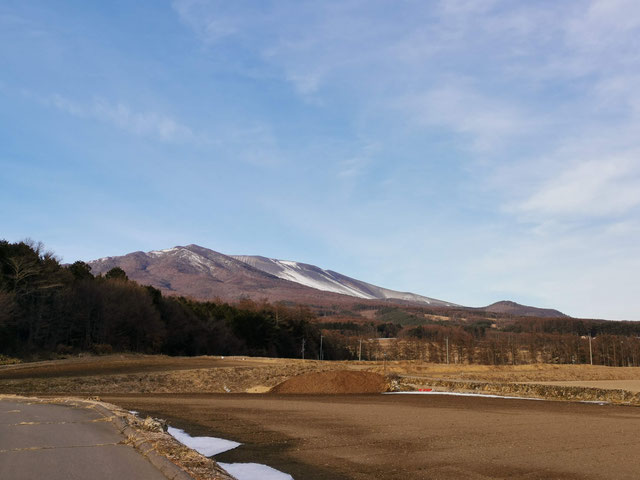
[0, 398, 170, 480]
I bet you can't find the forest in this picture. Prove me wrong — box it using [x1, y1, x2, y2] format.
[0, 239, 331, 360]
[1, 239, 640, 366]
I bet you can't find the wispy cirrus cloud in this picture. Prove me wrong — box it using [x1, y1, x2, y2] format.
[48, 94, 195, 142]
[23, 89, 283, 166]
[397, 83, 532, 152]
[516, 154, 640, 219]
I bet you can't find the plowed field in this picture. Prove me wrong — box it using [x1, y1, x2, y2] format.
[103, 392, 640, 480]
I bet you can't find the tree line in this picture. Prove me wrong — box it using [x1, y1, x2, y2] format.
[324, 322, 640, 366]
[0, 240, 329, 360]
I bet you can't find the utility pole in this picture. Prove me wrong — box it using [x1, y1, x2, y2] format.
[320, 335, 323, 361]
[358, 339, 362, 361]
[446, 337, 450, 365]
[301, 338, 306, 360]
[589, 335, 593, 366]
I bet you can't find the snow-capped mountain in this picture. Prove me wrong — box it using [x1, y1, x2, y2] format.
[88, 244, 453, 307]
[232, 255, 454, 307]
[88, 244, 324, 304]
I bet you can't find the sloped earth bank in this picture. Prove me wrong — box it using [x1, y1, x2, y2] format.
[397, 378, 640, 405]
[0, 356, 342, 395]
[269, 370, 389, 394]
[103, 392, 640, 480]
[3, 355, 640, 401]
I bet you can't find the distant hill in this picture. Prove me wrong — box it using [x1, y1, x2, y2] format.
[481, 301, 568, 318]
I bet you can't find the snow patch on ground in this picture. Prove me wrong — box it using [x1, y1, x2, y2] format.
[219, 463, 294, 480]
[167, 426, 295, 479]
[167, 426, 240, 456]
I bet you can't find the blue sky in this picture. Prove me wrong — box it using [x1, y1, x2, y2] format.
[2, 0, 640, 319]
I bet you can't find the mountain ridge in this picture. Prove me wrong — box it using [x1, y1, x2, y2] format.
[231, 254, 454, 307]
[87, 244, 453, 307]
[87, 244, 567, 317]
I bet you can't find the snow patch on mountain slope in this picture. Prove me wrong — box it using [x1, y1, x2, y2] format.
[147, 246, 218, 274]
[232, 256, 375, 299]
[276, 260, 375, 298]
[232, 255, 454, 306]
[148, 247, 180, 256]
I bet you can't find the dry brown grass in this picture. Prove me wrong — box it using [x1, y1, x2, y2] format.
[371, 360, 640, 382]
[2, 354, 640, 399]
[532, 379, 640, 392]
[0, 354, 344, 395]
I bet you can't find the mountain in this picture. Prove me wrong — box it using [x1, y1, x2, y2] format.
[88, 244, 340, 305]
[88, 245, 564, 316]
[232, 255, 454, 307]
[481, 301, 568, 318]
[87, 244, 453, 307]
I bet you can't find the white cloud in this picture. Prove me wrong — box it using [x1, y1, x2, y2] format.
[48, 94, 194, 142]
[566, 0, 640, 52]
[172, 0, 242, 43]
[399, 83, 531, 152]
[93, 100, 193, 141]
[24, 89, 282, 166]
[516, 154, 640, 218]
[336, 142, 378, 180]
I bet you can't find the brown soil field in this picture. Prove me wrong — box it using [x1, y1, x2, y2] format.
[103, 392, 640, 480]
[4, 356, 640, 479]
[0, 354, 301, 379]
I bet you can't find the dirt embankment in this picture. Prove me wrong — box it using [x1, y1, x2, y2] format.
[375, 362, 640, 383]
[382, 362, 640, 405]
[0, 355, 346, 395]
[270, 370, 389, 394]
[397, 378, 640, 405]
[3, 355, 640, 404]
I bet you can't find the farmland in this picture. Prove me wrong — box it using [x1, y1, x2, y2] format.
[3, 354, 640, 479]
